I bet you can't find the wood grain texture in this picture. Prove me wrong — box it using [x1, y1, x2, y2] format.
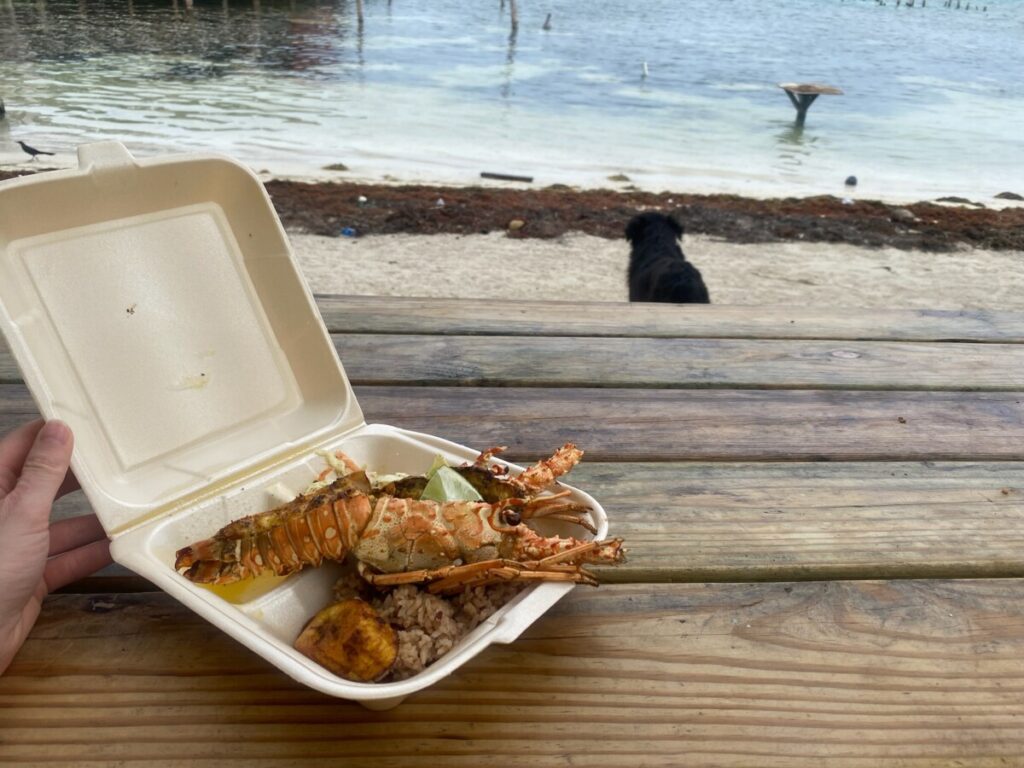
[48, 462, 1024, 585]
[8, 334, 1024, 390]
[3, 582, 1024, 766]
[4, 384, 1024, 462]
[313, 296, 1024, 342]
[330, 335, 1024, 390]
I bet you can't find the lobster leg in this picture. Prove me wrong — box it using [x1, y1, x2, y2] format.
[518, 493, 598, 534]
[428, 559, 599, 595]
[361, 555, 601, 595]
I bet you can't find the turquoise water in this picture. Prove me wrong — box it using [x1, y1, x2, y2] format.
[2, 0, 1023, 200]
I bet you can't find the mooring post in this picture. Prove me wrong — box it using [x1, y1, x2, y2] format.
[779, 83, 843, 126]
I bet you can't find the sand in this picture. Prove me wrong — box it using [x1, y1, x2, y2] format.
[292, 232, 1024, 310]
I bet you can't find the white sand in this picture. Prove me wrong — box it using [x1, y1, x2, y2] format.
[292, 232, 1024, 310]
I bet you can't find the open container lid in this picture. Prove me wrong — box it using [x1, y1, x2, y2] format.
[0, 142, 364, 535]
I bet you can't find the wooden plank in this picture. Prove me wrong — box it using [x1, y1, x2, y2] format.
[48, 463, 1024, 585]
[330, 335, 1024, 390]
[3, 384, 1024, 462]
[354, 387, 1024, 462]
[5, 298, 1024, 347]
[7, 335, 1024, 390]
[576, 461, 1024, 582]
[4, 582, 1024, 766]
[312, 296, 1024, 342]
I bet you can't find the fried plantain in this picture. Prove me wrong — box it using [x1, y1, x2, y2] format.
[294, 598, 398, 682]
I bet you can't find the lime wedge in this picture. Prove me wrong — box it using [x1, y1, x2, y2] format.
[420, 466, 483, 503]
[425, 454, 449, 480]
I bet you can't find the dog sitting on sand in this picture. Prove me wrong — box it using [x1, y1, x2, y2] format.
[624, 212, 710, 304]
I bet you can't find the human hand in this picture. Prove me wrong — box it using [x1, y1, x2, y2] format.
[0, 420, 112, 674]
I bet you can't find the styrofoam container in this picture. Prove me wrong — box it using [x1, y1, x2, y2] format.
[0, 142, 609, 709]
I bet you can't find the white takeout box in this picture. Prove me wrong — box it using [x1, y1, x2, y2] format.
[0, 142, 609, 709]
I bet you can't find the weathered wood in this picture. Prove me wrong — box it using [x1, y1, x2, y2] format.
[779, 83, 845, 96]
[6, 335, 1023, 390]
[779, 83, 842, 125]
[5, 302, 1024, 363]
[6, 334, 1024, 390]
[4, 582, 1024, 766]
[355, 387, 1024, 462]
[575, 461, 1024, 582]
[51, 462, 1024, 586]
[327, 335, 1024, 390]
[480, 171, 534, 183]
[3, 384, 1024, 462]
[310, 296, 1024, 342]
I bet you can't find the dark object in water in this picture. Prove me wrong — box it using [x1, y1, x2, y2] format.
[17, 140, 54, 161]
[625, 212, 710, 305]
[995, 192, 1023, 201]
[845, 175, 858, 186]
[936, 196, 986, 208]
[0, 98, 5, 119]
[481, 171, 534, 183]
[778, 82, 843, 126]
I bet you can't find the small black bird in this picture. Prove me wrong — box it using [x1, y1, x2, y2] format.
[17, 140, 55, 161]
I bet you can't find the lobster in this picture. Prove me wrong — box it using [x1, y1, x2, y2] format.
[175, 444, 625, 595]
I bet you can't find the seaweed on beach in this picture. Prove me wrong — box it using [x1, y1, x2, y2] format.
[3, 169, 1022, 252]
[260, 179, 1024, 253]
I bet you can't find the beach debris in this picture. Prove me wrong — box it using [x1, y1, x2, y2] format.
[357, 195, 368, 205]
[435, 197, 446, 208]
[778, 83, 843, 127]
[341, 227, 358, 237]
[842, 197, 855, 205]
[323, 162, 349, 172]
[507, 219, 526, 231]
[845, 175, 858, 187]
[608, 173, 631, 183]
[890, 207, 916, 223]
[936, 196, 986, 208]
[481, 171, 534, 183]
[995, 192, 1023, 201]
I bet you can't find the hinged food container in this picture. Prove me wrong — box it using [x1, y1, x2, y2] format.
[0, 142, 610, 709]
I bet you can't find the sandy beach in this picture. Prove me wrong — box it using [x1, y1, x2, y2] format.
[268, 176, 1024, 310]
[293, 231, 1024, 310]
[3, 166, 1022, 309]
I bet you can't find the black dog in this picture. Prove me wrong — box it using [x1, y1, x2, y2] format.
[624, 212, 710, 304]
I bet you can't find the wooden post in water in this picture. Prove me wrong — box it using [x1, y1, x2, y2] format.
[509, 0, 518, 30]
[778, 83, 843, 127]
[356, 0, 364, 26]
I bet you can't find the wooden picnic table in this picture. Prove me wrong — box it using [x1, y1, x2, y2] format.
[2, 295, 1024, 765]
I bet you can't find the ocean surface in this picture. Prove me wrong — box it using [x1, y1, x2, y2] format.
[2, 0, 1023, 201]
